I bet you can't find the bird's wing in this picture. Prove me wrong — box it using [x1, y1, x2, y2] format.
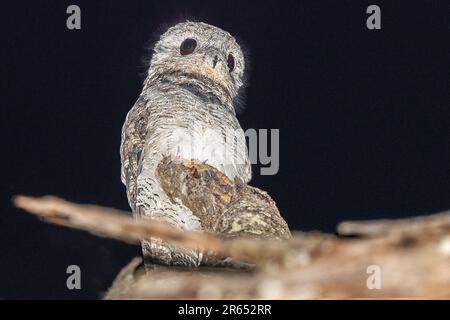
[234, 127, 252, 183]
[120, 95, 149, 211]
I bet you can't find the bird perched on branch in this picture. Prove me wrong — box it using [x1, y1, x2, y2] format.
[120, 22, 252, 267]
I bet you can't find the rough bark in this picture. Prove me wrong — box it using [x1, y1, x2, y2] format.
[156, 156, 291, 240]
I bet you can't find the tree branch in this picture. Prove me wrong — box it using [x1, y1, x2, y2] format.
[12, 156, 450, 299]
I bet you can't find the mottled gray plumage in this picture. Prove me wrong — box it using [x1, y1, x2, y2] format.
[120, 22, 251, 267]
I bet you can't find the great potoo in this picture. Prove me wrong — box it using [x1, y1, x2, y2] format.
[120, 22, 251, 267]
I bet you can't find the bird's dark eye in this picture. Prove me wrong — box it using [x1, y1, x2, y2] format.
[227, 54, 235, 72]
[180, 38, 197, 55]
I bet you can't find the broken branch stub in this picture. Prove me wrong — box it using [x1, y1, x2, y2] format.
[156, 156, 291, 240]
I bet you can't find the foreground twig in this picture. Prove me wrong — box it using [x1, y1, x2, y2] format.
[12, 195, 292, 265]
[14, 195, 450, 299]
[12, 195, 225, 253]
[337, 211, 450, 237]
[12, 157, 450, 299]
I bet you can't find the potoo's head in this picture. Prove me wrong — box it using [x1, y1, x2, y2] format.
[147, 22, 246, 104]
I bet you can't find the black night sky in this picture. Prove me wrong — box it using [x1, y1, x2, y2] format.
[1, 1, 449, 299]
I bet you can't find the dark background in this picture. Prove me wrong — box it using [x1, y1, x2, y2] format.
[1, 0, 449, 299]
